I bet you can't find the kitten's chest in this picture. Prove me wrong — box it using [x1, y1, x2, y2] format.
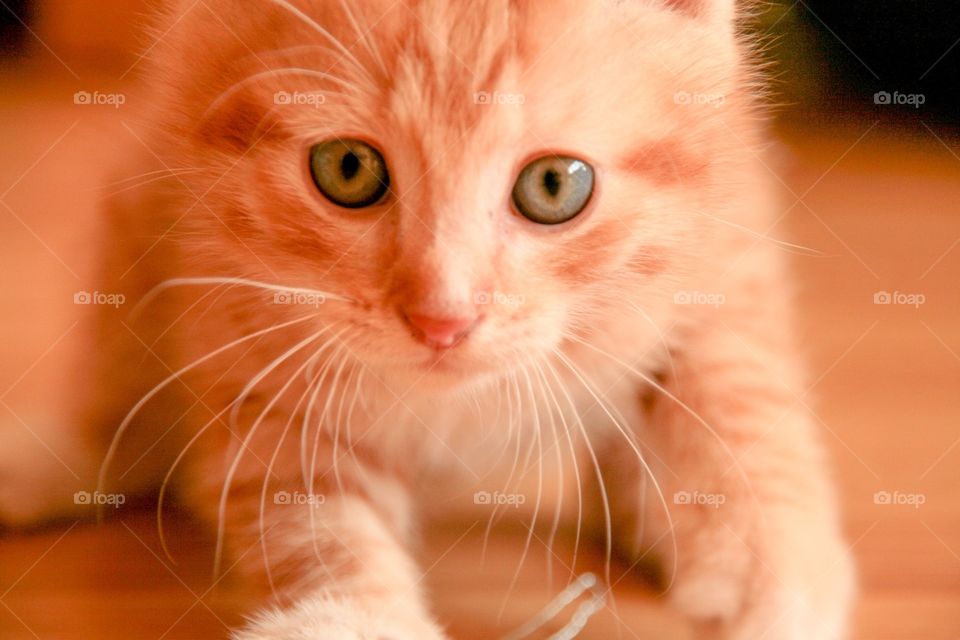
[363, 351, 655, 480]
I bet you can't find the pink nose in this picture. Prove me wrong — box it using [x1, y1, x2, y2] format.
[403, 310, 478, 349]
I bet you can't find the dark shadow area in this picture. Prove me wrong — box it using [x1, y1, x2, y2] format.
[758, 1, 960, 134]
[0, 0, 31, 58]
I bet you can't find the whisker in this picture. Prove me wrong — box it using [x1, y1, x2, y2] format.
[289, 334, 349, 571]
[533, 360, 572, 584]
[554, 348, 678, 589]
[341, 353, 368, 477]
[313, 343, 351, 497]
[102, 167, 204, 187]
[98, 312, 321, 502]
[626, 302, 679, 386]
[200, 66, 355, 124]
[499, 363, 549, 621]
[564, 332, 761, 521]
[545, 354, 613, 587]
[149, 283, 229, 349]
[335, 0, 389, 76]
[100, 169, 204, 197]
[214, 324, 335, 577]
[308, 338, 353, 565]
[298, 332, 348, 489]
[259, 324, 346, 598]
[483, 370, 523, 560]
[267, 0, 375, 83]
[132, 276, 355, 319]
[692, 207, 825, 257]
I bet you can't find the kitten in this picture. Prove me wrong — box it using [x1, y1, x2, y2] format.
[1, 0, 855, 638]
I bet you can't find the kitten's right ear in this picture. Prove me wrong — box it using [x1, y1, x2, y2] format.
[659, 0, 737, 23]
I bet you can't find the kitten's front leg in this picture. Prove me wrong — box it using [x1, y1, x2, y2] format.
[607, 304, 855, 639]
[189, 447, 446, 640]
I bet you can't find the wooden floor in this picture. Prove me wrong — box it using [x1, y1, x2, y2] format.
[2, 64, 960, 639]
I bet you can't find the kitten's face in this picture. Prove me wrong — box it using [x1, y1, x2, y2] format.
[158, 0, 744, 387]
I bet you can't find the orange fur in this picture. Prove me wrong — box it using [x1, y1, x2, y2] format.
[0, 1, 854, 638]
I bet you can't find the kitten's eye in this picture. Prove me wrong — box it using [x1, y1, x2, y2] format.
[512, 155, 595, 225]
[309, 139, 390, 208]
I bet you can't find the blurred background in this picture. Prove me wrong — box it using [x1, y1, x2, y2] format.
[1, 1, 959, 639]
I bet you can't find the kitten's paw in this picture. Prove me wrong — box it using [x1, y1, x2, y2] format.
[234, 595, 447, 640]
[667, 527, 855, 640]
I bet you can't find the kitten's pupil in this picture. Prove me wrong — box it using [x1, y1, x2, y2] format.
[542, 169, 561, 198]
[340, 152, 361, 181]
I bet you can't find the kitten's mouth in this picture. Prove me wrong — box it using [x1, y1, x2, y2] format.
[419, 349, 464, 373]
[407, 344, 496, 381]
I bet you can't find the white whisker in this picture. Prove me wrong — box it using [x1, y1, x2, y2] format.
[259, 325, 346, 597]
[544, 355, 612, 586]
[214, 325, 335, 577]
[693, 207, 824, 256]
[336, 0, 388, 76]
[505, 366, 545, 603]
[200, 67, 356, 124]
[267, 0, 374, 83]
[99, 312, 321, 502]
[554, 347, 679, 589]
[565, 332, 760, 521]
[533, 360, 572, 584]
[132, 276, 355, 319]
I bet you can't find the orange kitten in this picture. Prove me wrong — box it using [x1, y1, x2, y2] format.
[1, 1, 854, 638]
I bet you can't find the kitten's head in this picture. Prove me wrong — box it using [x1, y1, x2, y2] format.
[151, 0, 758, 388]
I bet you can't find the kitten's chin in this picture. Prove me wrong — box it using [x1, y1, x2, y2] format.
[410, 352, 493, 387]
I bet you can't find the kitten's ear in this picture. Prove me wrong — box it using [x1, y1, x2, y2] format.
[661, 0, 737, 23]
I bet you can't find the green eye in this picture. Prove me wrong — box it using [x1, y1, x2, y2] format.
[512, 155, 595, 225]
[309, 139, 390, 208]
